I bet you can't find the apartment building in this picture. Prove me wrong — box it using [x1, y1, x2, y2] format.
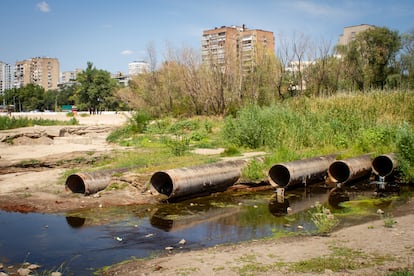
[201, 25, 275, 72]
[14, 57, 60, 90]
[61, 68, 82, 84]
[0, 61, 13, 95]
[128, 60, 149, 76]
[337, 24, 376, 46]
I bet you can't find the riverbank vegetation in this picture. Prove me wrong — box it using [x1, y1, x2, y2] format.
[0, 115, 78, 130]
[106, 26, 414, 182]
[106, 90, 414, 182]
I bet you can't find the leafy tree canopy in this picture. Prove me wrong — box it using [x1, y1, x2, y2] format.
[75, 62, 119, 113]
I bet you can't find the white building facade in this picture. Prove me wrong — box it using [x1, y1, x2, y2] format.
[0, 61, 13, 95]
[128, 61, 149, 76]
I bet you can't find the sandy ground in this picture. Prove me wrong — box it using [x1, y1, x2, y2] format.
[103, 209, 414, 276]
[1, 112, 413, 275]
[0, 111, 161, 213]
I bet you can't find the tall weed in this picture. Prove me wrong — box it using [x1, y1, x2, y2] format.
[128, 111, 151, 133]
[0, 116, 78, 130]
[221, 90, 414, 181]
[396, 123, 414, 182]
[222, 91, 413, 155]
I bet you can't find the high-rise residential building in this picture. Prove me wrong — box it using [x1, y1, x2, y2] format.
[201, 25, 275, 72]
[0, 61, 13, 95]
[61, 68, 82, 84]
[14, 57, 60, 90]
[337, 24, 376, 46]
[128, 61, 149, 76]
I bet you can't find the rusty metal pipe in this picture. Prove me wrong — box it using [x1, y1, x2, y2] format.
[328, 154, 372, 184]
[268, 155, 336, 188]
[65, 168, 130, 195]
[372, 153, 397, 177]
[150, 159, 247, 201]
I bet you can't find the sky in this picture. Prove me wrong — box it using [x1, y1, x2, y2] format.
[1, 0, 413, 74]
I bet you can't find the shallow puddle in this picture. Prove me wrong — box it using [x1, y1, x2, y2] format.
[0, 182, 411, 275]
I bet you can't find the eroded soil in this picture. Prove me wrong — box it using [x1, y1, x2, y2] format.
[0, 114, 161, 213]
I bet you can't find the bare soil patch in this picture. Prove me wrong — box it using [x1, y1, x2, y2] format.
[103, 204, 414, 276]
[0, 112, 161, 213]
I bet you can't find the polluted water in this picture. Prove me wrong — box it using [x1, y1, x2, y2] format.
[0, 181, 411, 275]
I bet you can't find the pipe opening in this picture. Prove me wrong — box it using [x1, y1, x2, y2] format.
[150, 172, 173, 197]
[329, 161, 351, 183]
[372, 155, 394, 177]
[269, 165, 290, 187]
[65, 174, 86, 194]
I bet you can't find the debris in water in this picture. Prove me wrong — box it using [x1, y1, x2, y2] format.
[115, 236, 123, 242]
[165, 246, 173, 251]
[178, 239, 186, 245]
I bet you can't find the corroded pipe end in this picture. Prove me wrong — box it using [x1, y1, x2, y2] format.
[328, 161, 351, 183]
[150, 171, 173, 197]
[66, 174, 86, 194]
[268, 164, 290, 187]
[372, 154, 396, 177]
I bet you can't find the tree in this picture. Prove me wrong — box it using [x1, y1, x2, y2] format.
[75, 62, 118, 113]
[400, 29, 414, 88]
[275, 34, 294, 99]
[340, 27, 401, 90]
[58, 83, 77, 107]
[291, 32, 310, 91]
[304, 39, 342, 96]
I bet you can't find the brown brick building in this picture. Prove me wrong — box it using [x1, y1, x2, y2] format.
[337, 24, 375, 46]
[202, 25, 275, 73]
[14, 57, 60, 90]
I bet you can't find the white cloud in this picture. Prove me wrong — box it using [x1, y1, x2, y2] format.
[37, 1, 51, 13]
[121, 50, 134, 55]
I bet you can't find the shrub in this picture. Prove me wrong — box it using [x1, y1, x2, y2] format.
[221, 104, 280, 149]
[163, 135, 190, 156]
[129, 111, 151, 133]
[242, 159, 266, 181]
[396, 123, 414, 182]
[309, 202, 339, 234]
[0, 116, 78, 130]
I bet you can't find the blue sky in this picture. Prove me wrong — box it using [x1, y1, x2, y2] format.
[1, 0, 413, 74]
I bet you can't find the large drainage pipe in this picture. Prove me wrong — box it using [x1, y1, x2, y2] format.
[65, 168, 130, 195]
[268, 155, 337, 189]
[372, 153, 397, 177]
[328, 154, 372, 184]
[150, 159, 247, 201]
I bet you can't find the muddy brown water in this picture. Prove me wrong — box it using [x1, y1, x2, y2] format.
[0, 181, 411, 275]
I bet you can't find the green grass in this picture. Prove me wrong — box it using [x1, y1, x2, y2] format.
[221, 90, 414, 181]
[0, 115, 78, 130]
[103, 90, 414, 182]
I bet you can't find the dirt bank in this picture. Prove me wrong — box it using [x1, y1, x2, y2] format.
[103, 203, 414, 276]
[0, 112, 161, 213]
